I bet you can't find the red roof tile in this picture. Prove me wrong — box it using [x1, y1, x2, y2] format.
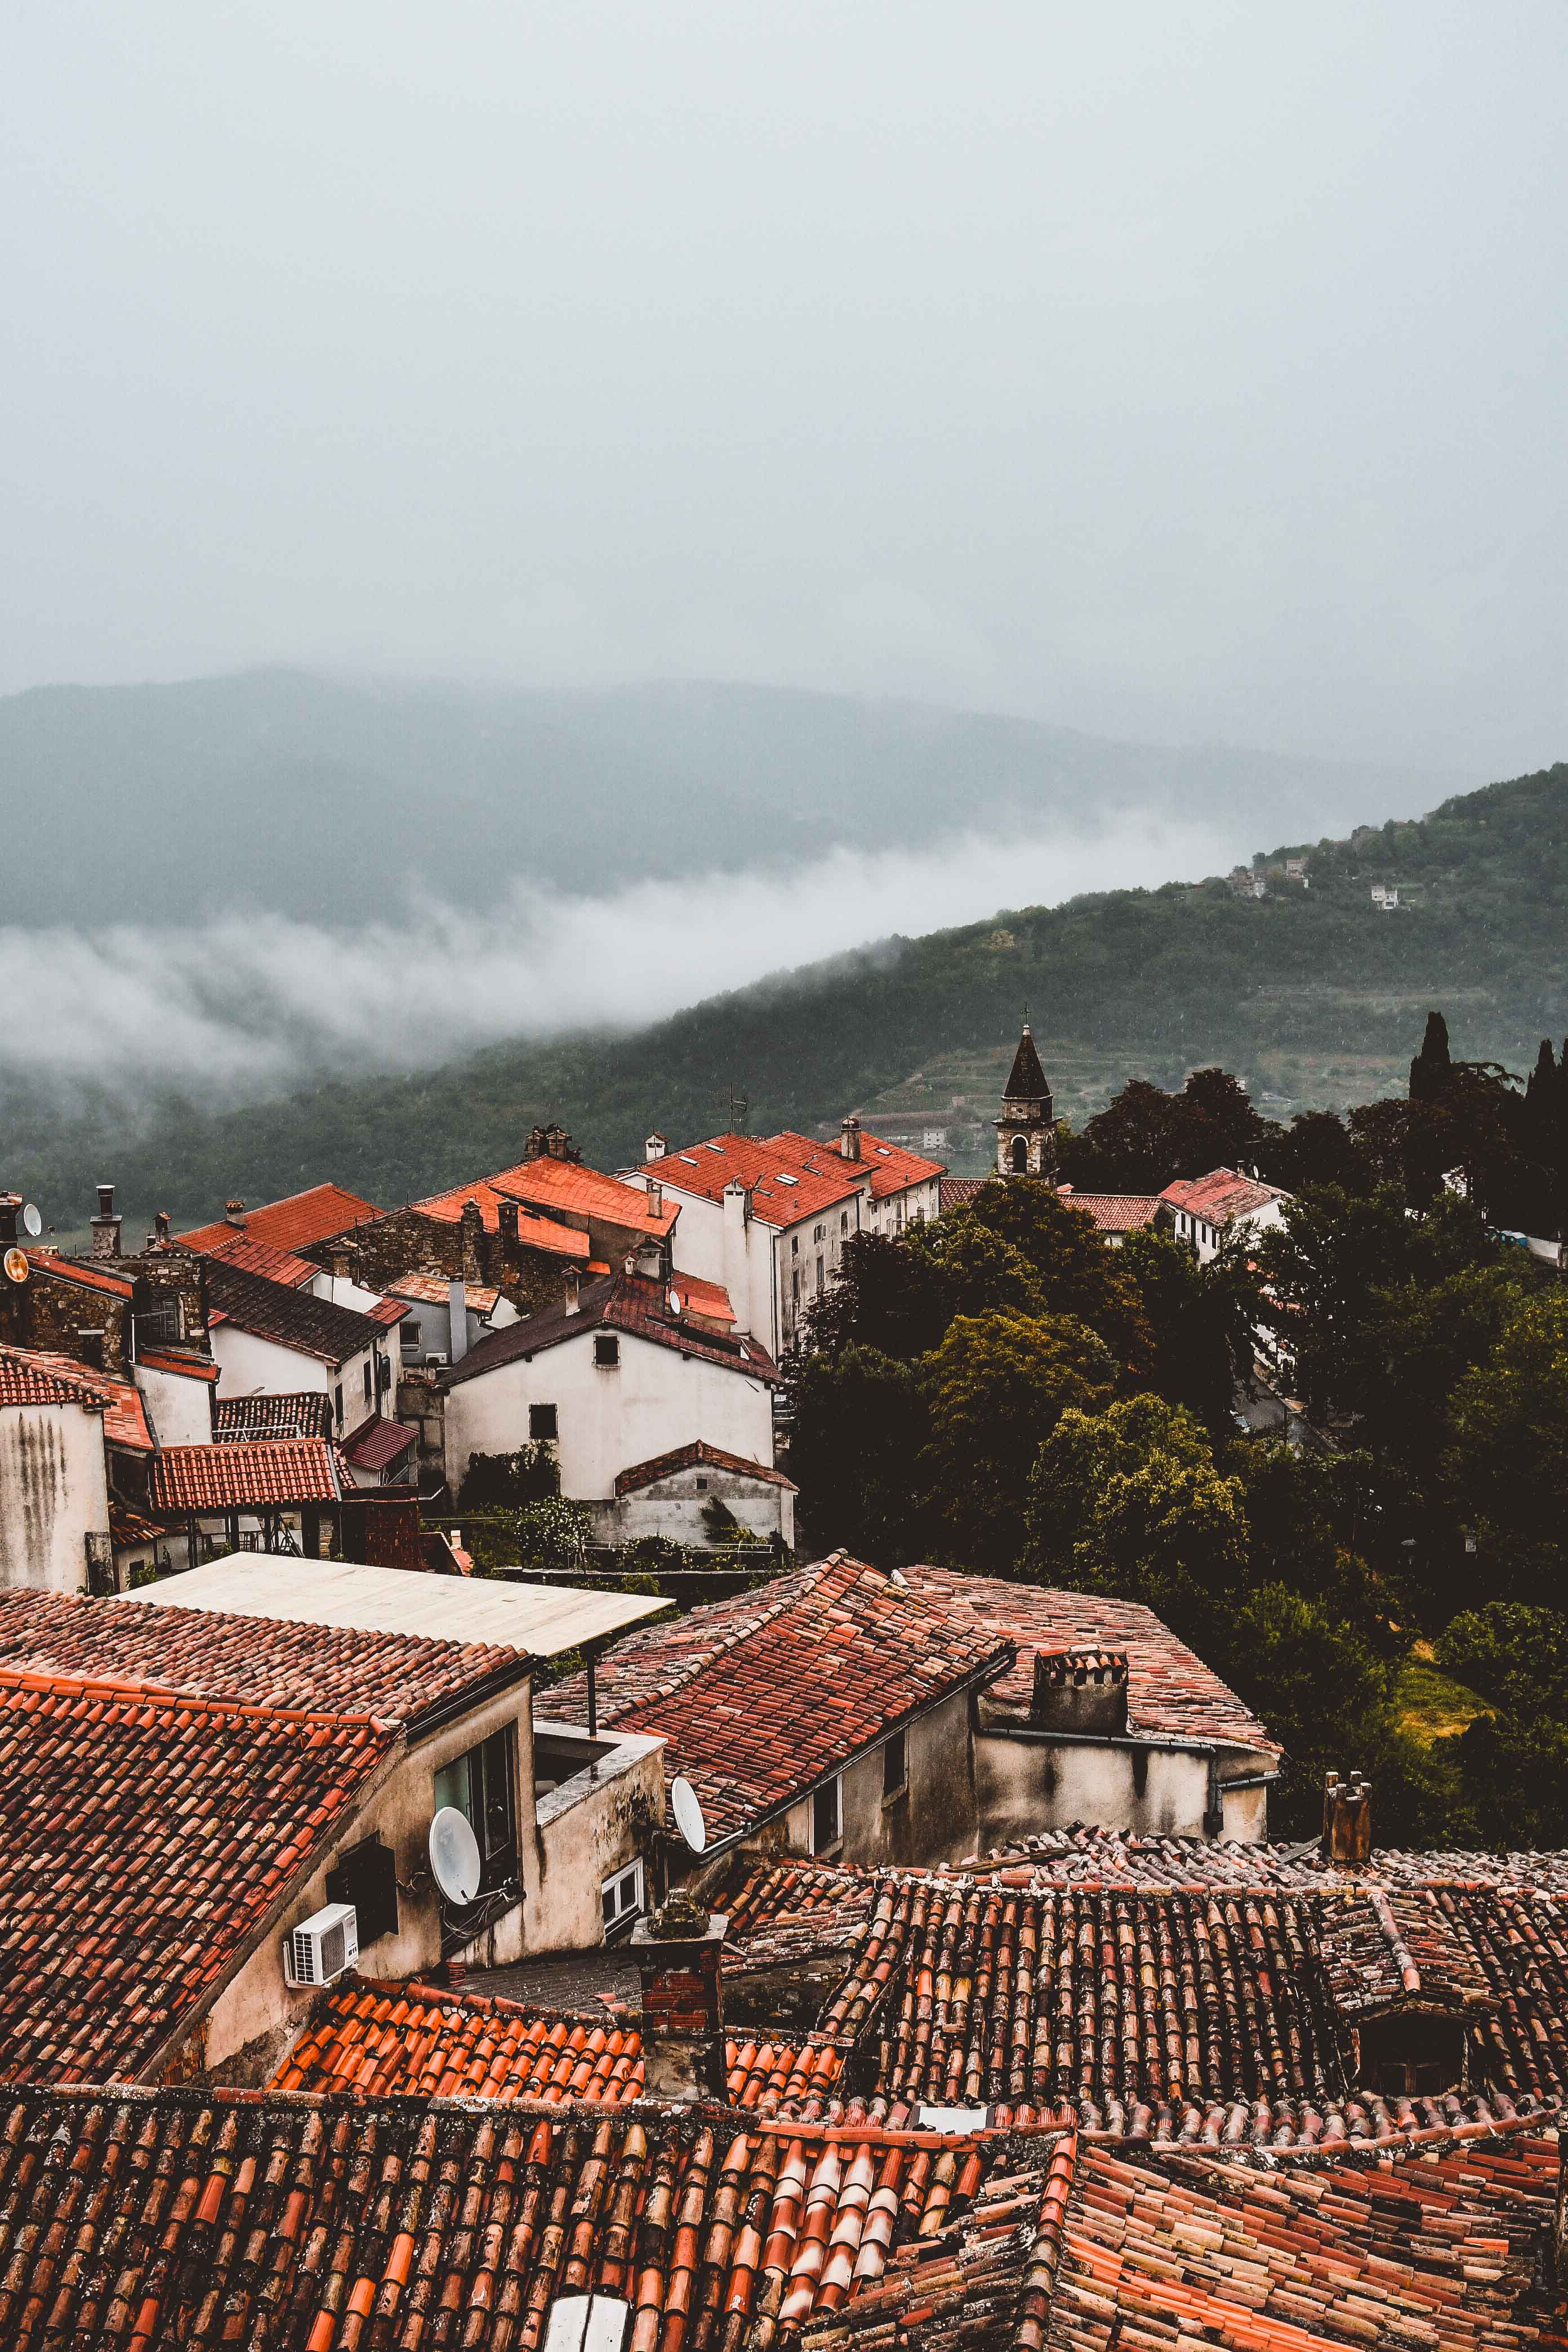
[0, 2085, 1067, 2349]
[135, 1346, 220, 1381]
[213, 1389, 333, 1440]
[418, 1158, 678, 1240]
[23, 1249, 134, 1298]
[341, 1414, 417, 1473]
[614, 1439, 797, 1496]
[774, 1128, 945, 1204]
[203, 1257, 390, 1365]
[447, 1270, 780, 1387]
[179, 1181, 381, 1255]
[541, 1552, 1013, 1842]
[387, 1271, 505, 1311]
[192, 1229, 320, 1286]
[273, 1978, 845, 2116]
[906, 1566, 1279, 1757]
[940, 1176, 994, 1211]
[0, 1349, 105, 1411]
[406, 1173, 600, 1254]
[0, 1663, 397, 2083]
[6, 1347, 154, 1450]
[1054, 1186, 1163, 1233]
[1160, 1166, 1289, 1225]
[0, 1585, 529, 1725]
[656, 1131, 866, 1226]
[149, 1436, 345, 1510]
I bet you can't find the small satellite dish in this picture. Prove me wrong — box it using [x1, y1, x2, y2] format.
[20, 1205, 42, 1238]
[671, 1775, 707, 1854]
[428, 1806, 482, 1904]
[667, 1286, 683, 1318]
[2, 1248, 29, 1286]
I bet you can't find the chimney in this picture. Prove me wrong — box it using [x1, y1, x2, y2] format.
[460, 1200, 484, 1283]
[646, 1176, 663, 1218]
[447, 1276, 469, 1364]
[224, 1199, 247, 1230]
[90, 1183, 122, 1261]
[1030, 1648, 1129, 1739]
[721, 1181, 751, 1339]
[0, 1196, 19, 1248]
[840, 1113, 862, 1162]
[327, 1241, 353, 1284]
[153, 1210, 171, 1246]
[547, 1125, 570, 1161]
[497, 1198, 520, 1252]
[562, 1266, 581, 1315]
[631, 1901, 729, 2102]
[1321, 1769, 1373, 1869]
[645, 1132, 667, 1163]
[524, 1125, 547, 1162]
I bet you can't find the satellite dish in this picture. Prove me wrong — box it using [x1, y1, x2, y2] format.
[428, 1806, 482, 1904]
[671, 1776, 707, 1854]
[2, 1248, 28, 1286]
[667, 1286, 683, 1318]
[20, 1205, 41, 1238]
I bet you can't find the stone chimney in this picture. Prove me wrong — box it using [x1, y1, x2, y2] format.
[224, 1199, 247, 1230]
[631, 1902, 729, 2102]
[447, 1276, 468, 1364]
[497, 1198, 520, 1253]
[326, 1241, 354, 1284]
[1030, 1648, 1129, 1739]
[840, 1113, 862, 1162]
[547, 1124, 571, 1161]
[1321, 1769, 1373, 1869]
[460, 1200, 484, 1283]
[562, 1266, 581, 1315]
[153, 1210, 171, 1246]
[90, 1184, 122, 1261]
[524, 1125, 548, 1162]
[0, 1195, 20, 1248]
[646, 1176, 663, 1219]
[645, 1132, 667, 1163]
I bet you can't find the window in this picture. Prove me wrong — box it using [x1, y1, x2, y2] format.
[376, 1352, 392, 1390]
[840, 1213, 849, 1235]
[600, 1859, 645, 1935]
[326, 1836, 398, 1944]
[362, 1360, 373, 1402]
[813, 1223, 825, 1242]
[434, 1729, 517, 1892]
[529, 1402, 558, 1440]
[791, 1235, 799, 1255]
[815, 1254, 824, 1290]
[883, 1730, 907, 1800]
[791, 1270, 800, 1304]
[694, 1475, 708, 1491]
[811, 1774, 843, 1854]
[333, 1383, 344, 1428]
[594, 1334, 620, 1367]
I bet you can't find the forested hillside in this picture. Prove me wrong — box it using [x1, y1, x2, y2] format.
[9, 761, 1565, 1231]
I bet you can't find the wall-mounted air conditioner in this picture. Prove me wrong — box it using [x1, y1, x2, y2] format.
[424, 1351, 448, 1366]
[283, 1899, 359, 1988]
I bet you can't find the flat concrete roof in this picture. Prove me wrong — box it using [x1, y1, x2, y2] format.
[126, 1554, 670, 1660]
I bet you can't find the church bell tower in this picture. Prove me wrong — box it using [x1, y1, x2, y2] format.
[995, 1017, 1057, 1181]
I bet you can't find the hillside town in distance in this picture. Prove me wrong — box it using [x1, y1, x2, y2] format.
[5, 1015, 1568, 2352]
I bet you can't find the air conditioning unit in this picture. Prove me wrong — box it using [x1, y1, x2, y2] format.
[424, 1351, 448, 1366]
[283, 1900, 359, 1988]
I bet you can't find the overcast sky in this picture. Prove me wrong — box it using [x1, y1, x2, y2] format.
[4, 3, 1564, 769]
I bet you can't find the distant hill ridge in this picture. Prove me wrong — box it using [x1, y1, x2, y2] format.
[6, 759, 1563, 1230]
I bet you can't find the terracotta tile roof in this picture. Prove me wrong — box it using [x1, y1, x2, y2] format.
[0, 1347, 106, 1411]
[1049, 2134, 1558, 2351]
[203, 1257, 389, 1366]
[707, 1854, 878, 1971]
[149, 1436, 345, 1510]
[179, 1182, 381, 1256]
[773, 1129, 945, 1204]
[813, 1866, 1568, 2138]
[496, 1154, 683, 1237]
[341, 1414, 417, 1474]
[387, 1270, 505, 1311]
[656, 1131, 866, 1226]
[273, 1979, 845, 2117]
[447, 1271, 781, 1388]
[0, 2086, 1070, 2351]
[23, 1249, 134, 1298]
[1318, 1883, 1496, 2016]
[669, 1271, 735, 1325]
[108, 1503, 166, 1549]
[214, 1389, 333, 1440]
[5, 1347, 154, 1450]
[0, 1585, 529, 1725]
[407, 1172, 601, 1253]
[1160, 1166, 1289, 1226]
[0, 1663, 396, 2083]
[940, 1175, 994, 1211]
[367, 1295, 411, 1326]
[1054, 1186, 1163, 1233]
[193, 1229, 319, 1286]
[614, 1439, 797, 1496]
[906, 1566, 1279, 1757]
[135, 1345, 220, 1381]
[965, 1826, 1568, 1893]
[541, 1552, 1014, 1843]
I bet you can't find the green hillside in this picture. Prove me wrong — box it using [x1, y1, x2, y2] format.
[10, 762, 1566, 1232]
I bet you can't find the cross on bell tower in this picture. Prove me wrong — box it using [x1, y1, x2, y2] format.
[995, 1012, 1057, 1181]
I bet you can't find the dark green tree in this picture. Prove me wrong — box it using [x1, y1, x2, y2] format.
[787, 1344, 929, 1563]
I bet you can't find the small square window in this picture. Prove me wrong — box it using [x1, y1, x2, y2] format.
[594, 1334, 620, 1367]
[695, 1476, 708, 1491]
[883, 1730, 907, 1799]
[601, 1859, 645, 1934]
[812, 1775, 843, 1854]
[529, 1402, 558, 1440]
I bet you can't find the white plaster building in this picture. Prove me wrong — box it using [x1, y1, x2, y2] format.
[0, 1351, 113, 1592]
[203, 1259, 405, 1441]
[628, 1121, 943, 1358]
[441, 1269, 780, 1510]
[1159, 1168, 1292, 1264]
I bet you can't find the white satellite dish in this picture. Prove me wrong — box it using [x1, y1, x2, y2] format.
[667, 1286, 683, 1318]
[671, 1776, 707, 1854]
[20, 1204, 42, 1238]
[429, 1806, 483, 1904]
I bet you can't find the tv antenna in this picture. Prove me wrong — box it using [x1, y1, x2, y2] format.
[428, 1807, 482, 1904]
[671, 1775, 707, 1854]
[729, 1081, 749, 1133]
